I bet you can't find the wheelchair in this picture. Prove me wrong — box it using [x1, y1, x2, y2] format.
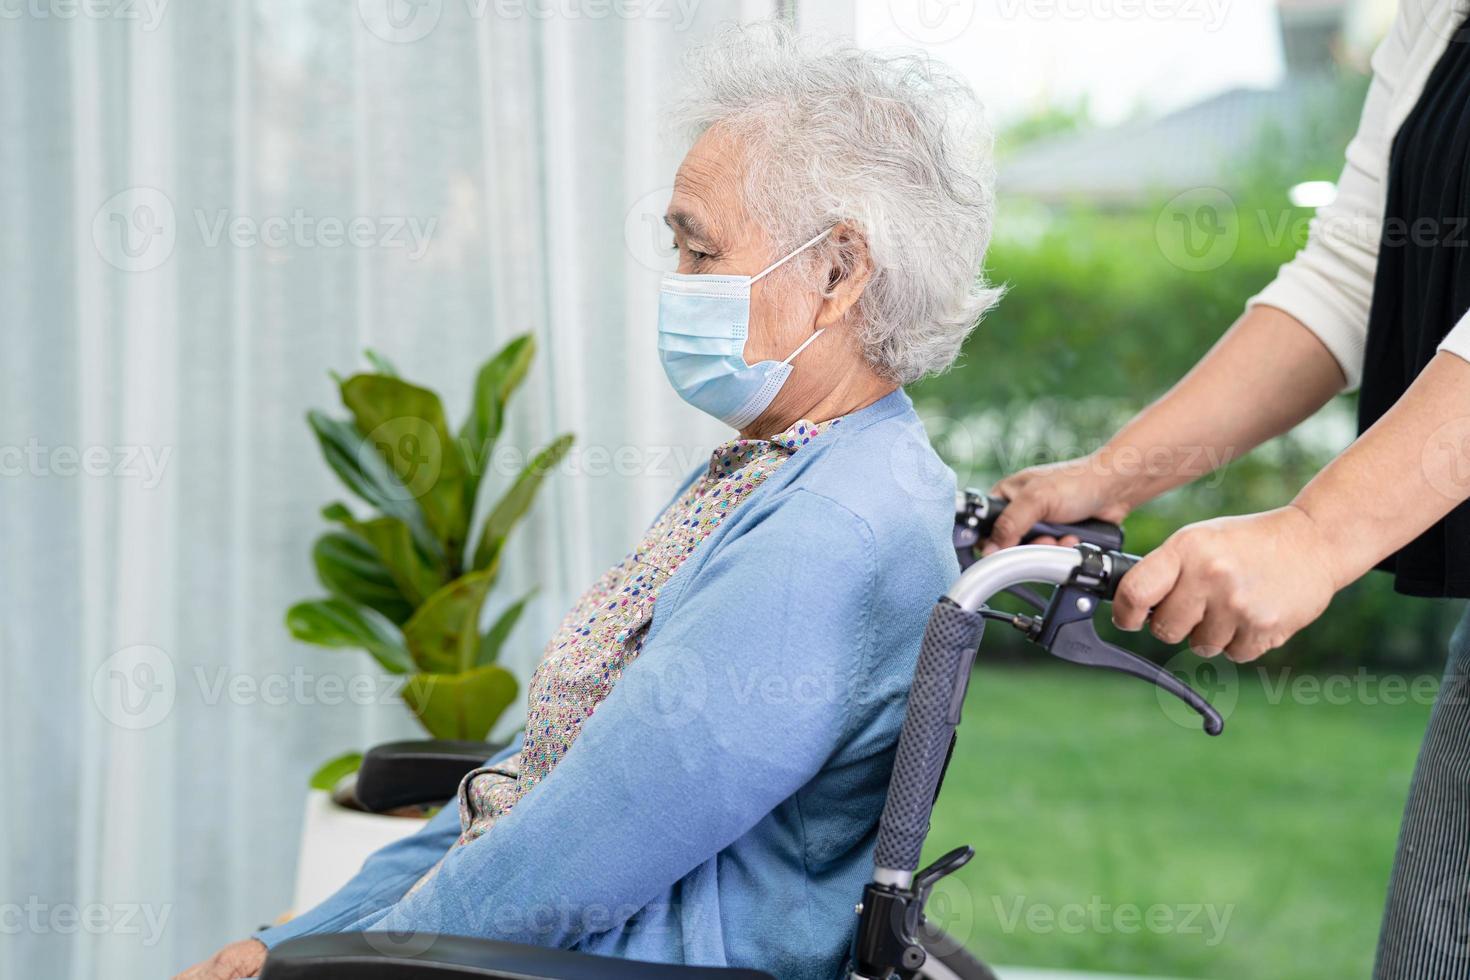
[261, 493, 1223, 980]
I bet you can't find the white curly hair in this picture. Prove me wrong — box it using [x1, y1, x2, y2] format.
[667, 21, 1004, 384]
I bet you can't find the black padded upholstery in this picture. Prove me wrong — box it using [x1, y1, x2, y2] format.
[259, 933, 777, 980]
[354, 739, 506, 812]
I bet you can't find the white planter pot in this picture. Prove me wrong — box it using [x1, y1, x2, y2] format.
[290, 787, 428, 913]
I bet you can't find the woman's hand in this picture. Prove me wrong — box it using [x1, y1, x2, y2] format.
[1111, 506, 1341, 662]
[984, 454, 1132, 552]
[172, 938, 268, 980]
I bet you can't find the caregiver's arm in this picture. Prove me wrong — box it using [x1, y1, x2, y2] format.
[1112, 351, 1470, 662]
[985, 304, 1344, 550]
[987, 2, 1419, 550]
[1295, 350, 1470, 586]
[356, 490, 878, 947]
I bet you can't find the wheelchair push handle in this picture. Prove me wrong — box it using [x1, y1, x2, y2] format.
[953, 490, 1123, 566]
[856, 543, 1223, 980]
[875, 544, 1221, 875]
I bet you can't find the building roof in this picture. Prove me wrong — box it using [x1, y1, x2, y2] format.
[995, 82, 1329, 205]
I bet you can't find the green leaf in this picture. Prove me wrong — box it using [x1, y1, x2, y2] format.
[285, 598, 414, 674]
[471, 433, 573, 572]
[323, 505, 446, 605]
[402, 665, 518, 741]
[322, 501, 354, 523]
[309, 751, 363, 791]
[459, 334, 536, 505]
[307, 410, 442, 563]
[403, 570, 496, 675]
[363, 348, 399, 377]
[341, 375, 468, 568]
[478, 589, 536, 667]
[312, 532, 414, 624]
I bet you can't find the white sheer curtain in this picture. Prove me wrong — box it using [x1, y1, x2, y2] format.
[0, 2, 824, 977]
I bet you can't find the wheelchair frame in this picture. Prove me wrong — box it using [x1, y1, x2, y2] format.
[261, 494, 1224, 980]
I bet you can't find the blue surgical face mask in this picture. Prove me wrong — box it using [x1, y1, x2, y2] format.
[658, 228, 833, 430]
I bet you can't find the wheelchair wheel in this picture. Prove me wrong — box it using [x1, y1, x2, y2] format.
[914, 920, 1000, 980]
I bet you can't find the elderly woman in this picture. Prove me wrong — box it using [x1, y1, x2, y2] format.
[178, 23, 999, 980]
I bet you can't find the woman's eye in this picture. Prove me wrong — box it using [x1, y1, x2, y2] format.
[672, 243, 710, 262]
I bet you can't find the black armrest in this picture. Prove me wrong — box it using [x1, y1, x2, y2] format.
[354, 739, 507, 812]
[259, 933, 776, 980]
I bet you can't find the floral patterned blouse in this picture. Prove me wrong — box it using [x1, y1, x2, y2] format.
[449, 417, 836, 854]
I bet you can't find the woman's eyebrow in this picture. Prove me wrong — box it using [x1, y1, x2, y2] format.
[665, 210, 712, 243]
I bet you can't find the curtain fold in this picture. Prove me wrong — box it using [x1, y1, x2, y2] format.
[0, 4, 792, 976]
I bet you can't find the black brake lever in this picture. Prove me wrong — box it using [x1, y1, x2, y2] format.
[1026, 556, 1225, 736]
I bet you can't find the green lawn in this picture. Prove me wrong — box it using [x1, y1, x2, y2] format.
[920, 664, 1435, 979]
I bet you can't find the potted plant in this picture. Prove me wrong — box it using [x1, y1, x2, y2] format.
[282, 334, 571, 910]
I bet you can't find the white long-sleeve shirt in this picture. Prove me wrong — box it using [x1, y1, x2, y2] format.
[1247, 0, 1470, 390]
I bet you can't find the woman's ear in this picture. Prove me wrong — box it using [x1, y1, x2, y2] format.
[814, 222, 872, 329]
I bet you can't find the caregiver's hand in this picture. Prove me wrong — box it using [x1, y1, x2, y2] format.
[984, 454, 1132, 553]
[172, 938, 267, 980]
[1111, 506, 1341, 663]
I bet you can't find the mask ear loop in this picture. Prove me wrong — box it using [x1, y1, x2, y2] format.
[753, 226, 836, 367]
[780, 327, 826, 365]
[750, 227, 835, 283]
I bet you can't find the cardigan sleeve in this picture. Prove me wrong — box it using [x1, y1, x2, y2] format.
[360, 489, 878, 949]
[253, 736, 524, 950]
[1244, 6, 1418, 391]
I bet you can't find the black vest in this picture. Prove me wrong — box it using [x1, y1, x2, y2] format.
[1358, 24, 1470, 598]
